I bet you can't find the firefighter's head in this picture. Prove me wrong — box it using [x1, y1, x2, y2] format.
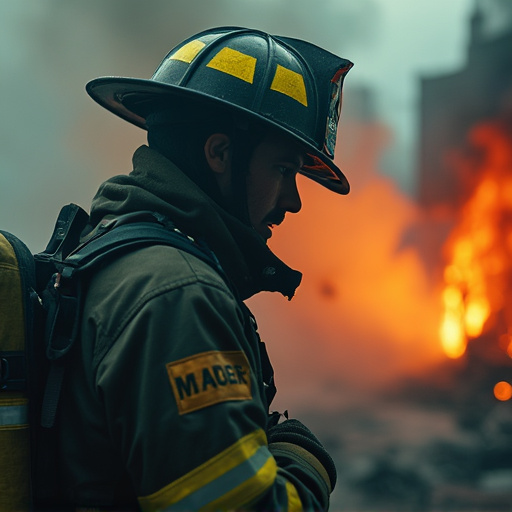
[86, 26, 353, 238]
[202, 123, 305, 241]
[142, 102, 303, 240]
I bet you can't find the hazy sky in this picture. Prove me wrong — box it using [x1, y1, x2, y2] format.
[1, 0, 476, 249]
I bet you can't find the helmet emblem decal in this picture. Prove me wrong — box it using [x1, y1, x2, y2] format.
[270, 65, 308, 107]
[323, 69, 345, 157]
[169, 39, 206, 64]
[206, 47, 257, 84]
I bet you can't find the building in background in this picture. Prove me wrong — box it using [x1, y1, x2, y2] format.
[417, 3, 512, 210]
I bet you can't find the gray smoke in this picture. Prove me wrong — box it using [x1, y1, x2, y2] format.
[0, 0, 377, 251]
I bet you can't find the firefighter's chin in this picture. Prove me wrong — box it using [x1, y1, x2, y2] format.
[253, 223, 273, 241]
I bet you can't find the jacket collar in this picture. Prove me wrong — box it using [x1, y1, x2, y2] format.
[88, 146, 302, 300]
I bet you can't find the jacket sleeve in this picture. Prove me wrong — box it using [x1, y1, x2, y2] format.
[93, 254, 333, 511]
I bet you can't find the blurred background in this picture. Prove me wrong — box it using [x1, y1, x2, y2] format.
[2, 0, 512, 510]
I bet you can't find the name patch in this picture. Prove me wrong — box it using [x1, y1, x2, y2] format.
[166, 351, 252, 415]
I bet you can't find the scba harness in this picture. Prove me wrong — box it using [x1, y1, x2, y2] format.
[0, 203, 276, 510]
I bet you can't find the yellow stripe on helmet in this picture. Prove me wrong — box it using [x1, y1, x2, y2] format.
[270, 64, 308, 106]
[169, 39, 206, 64]
[206, 47, 257, 84]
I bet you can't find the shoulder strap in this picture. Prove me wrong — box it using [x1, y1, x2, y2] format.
[61, 218, 225, 280]
[35, 209, 231, 506]
[41, 211, 228, 428]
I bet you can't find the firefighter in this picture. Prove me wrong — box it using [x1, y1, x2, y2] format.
[56, 27, 353, 510]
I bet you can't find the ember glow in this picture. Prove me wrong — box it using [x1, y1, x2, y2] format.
[494, 381, 512, 401]
[439, 119, 512, 369]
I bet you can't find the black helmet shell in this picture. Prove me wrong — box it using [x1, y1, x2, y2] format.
[86, 26, 353, 194]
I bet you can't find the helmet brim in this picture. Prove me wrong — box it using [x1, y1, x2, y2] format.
[86, 76, 350, 194]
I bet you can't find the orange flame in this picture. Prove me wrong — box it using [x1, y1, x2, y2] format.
[248, 119, 446, 407]
[439, 120, 512, 359]
[494, 381, 512, 401]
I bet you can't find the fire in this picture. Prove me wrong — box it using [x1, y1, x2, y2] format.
[439, 119, 512, 362]
[494, 381, 512, 401]
[248, 118, 446, 408]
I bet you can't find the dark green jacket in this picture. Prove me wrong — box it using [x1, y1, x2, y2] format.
[57, 146, 332, 510]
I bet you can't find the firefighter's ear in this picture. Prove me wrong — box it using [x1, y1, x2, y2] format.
[204, 133, 232, 174]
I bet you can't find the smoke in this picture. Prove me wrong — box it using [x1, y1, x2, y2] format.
[477, 0, 512, 37]
[0, 1, 473, 411]
[0, 0, 377, 251]
[248, 117, 445, 412]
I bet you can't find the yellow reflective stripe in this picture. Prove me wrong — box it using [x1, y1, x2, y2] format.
[169, 39, 205, 64]
[270, 64, 308, 106]
[285, 480, 303, 512]
[138, 429, 272, 512]
[206, 47, 257, 84]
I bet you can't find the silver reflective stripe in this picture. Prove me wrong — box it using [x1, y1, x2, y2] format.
[165, 445, 272, 511]
[0, 404, 28, 427]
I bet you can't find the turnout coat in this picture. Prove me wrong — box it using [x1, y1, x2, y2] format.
[57, 145, 332, 510]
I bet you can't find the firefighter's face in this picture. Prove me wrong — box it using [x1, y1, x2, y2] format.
[245, 133, 304, 240]
[205, 131, 303, 240]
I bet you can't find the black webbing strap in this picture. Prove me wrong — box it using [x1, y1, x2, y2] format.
[63, 221, 225, 278]
[41, 217, 227, 430]
[40, 365, 64, 429]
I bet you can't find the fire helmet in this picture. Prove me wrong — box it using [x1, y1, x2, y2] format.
[86, 26, 353, 194]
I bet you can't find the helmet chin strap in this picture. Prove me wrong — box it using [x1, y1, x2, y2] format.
[227, 130, 252, 227]
[225, 119, 266, 231]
